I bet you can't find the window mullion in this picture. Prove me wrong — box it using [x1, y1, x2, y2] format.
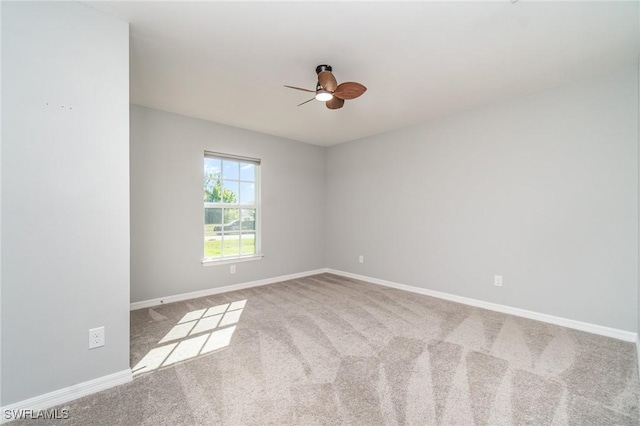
[222, 206, 226, 258]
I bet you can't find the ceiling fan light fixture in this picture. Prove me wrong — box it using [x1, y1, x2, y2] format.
[315, 90, 333, 102]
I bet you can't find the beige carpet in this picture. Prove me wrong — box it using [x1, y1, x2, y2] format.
[11, 273, 640, 425]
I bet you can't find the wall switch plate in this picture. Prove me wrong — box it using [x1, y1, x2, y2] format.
[494, 275, 503, 287]
[89, 327, 105, 349]
[230, 265, 236, 274]
[358, 255, 364, 263]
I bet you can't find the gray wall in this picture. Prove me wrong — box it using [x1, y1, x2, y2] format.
[1, 2, 130, 404]
[326, 66, 639, 332]
[130, 106, 325, 303]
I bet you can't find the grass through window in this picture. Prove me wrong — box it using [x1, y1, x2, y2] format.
[204, 236, 255, 258]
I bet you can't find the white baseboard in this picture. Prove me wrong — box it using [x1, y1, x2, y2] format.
[0, 369, 132, 424]
[130, 269, 327, 310]
[327, 269, 638, 343]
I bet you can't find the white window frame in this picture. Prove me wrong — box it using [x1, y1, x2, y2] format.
[202, 151, 262, 266]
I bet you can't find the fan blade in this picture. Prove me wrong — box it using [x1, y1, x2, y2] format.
[284, 85, 315, 93]
[326, 97, 344, 110]
[317, 71, 337, 92]
[297, 97, 315, 107]
[333, 82, 367, 100]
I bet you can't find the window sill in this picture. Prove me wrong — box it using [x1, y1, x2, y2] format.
[201, 254, 264, 267]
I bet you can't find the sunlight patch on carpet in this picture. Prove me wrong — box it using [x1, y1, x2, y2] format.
[132, 300, 245, 376]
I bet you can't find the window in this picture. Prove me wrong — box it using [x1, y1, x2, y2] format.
[203, 152, 260, 262]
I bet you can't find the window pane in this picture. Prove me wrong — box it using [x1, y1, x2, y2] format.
[241, 209, 255, 231]
[223, 181, 239, 204]
[240, 182, 255, 205]
[222, 160, 239, 180]
[205, 208, 222, 225]
[224, 235, 240, 257]
[205, 208, 222, 237]
[204, 239, 222, 258]
[204, 179, 222, 202]
[240, 163, 255, 182]
[241, 233, 255, 255]
[223, 208, 239, 224]
[204, 158, 221, 179]
[241, 208, 256, 220]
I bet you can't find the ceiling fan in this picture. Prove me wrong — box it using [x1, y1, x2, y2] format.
[284, 65, 367, 110]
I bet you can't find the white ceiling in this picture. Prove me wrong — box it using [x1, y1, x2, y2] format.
[87, 1, 639, 146]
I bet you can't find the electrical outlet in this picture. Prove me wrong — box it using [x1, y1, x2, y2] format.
[89, 327, 105, 349]
[358, 255, 364, 263]
[230, 265, 236, 274]
[494, 275, 503, 287]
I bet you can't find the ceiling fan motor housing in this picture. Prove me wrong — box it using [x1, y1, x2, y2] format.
[316, 64, 332, 74]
